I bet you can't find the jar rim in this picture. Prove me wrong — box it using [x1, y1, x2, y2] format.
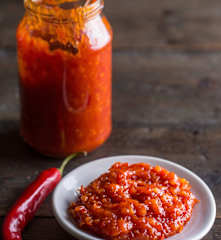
[25, 0, 104, 22]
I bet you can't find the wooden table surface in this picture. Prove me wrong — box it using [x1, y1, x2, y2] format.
[1, 0, 221, 239]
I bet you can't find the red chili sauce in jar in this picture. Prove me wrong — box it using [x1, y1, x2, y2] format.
[17, 0, 112, 157]
[69, 162, 198, 240]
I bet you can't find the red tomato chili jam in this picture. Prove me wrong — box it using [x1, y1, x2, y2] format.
[16, 0, 112, 157]
[69, 162, 198, 240]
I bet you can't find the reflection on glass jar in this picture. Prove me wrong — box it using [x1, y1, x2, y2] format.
[17, 0, 112, 157]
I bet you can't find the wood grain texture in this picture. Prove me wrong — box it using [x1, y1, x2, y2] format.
[2, 0, 221, 50]
[0, 122, 220, 217]
[0, 0, 221, 239]
[0, 49, 221, 217]
[1, 49, 221, 124]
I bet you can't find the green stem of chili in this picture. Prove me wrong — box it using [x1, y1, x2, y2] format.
[59, 152, 87, 176]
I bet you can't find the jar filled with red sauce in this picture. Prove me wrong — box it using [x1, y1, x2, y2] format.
[17, 0, 112, 157]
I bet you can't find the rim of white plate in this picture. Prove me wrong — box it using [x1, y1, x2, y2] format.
[52, 155, 216, 240]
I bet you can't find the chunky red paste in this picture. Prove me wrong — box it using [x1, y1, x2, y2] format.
[16, 0, 112, 157]
[69, 162, 198, 240]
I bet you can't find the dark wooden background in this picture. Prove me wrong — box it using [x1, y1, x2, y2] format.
[0, 0, 221, 239]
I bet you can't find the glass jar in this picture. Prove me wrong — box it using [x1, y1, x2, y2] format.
[17, 0, 112, 157]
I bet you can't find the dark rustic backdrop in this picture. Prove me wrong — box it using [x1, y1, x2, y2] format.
[0, 0, 221, 239]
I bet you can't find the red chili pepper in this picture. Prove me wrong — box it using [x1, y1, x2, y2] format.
[2, 153, 81, 240]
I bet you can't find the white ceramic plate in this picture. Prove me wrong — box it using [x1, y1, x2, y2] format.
[52, 155, 216, 240]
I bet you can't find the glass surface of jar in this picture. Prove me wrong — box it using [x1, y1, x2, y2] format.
[17, 0, 112, 157]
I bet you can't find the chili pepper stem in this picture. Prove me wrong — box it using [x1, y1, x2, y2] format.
[59, 152, 87, 176]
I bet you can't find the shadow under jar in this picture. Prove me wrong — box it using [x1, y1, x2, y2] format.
[17, 0, 112, 157]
